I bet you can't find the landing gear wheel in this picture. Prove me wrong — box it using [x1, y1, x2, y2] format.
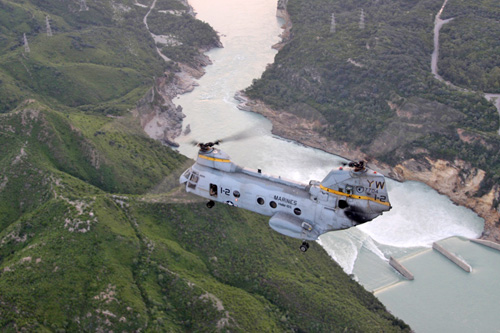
[299, 241, 310, 252]
[206, 200, 215, 209]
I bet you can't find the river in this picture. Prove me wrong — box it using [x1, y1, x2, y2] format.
[174, 0, 500, 331]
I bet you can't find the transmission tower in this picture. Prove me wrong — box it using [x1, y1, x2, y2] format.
[23, 33, 30, 53]
[330, 13, 336, 33]
[359, 9, 365, 29]
[277, 0, 288, 10]
[46, 16, 53, 37]
[79, 0, 89, 11]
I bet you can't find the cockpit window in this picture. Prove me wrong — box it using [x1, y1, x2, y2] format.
[188, 171, 199, 189]
[189, 172, 199, 183]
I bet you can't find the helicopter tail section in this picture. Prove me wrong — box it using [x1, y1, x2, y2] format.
[269, 212, 320, 241]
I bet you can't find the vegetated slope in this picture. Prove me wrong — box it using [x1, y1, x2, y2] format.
[0, 100, 187, 232]
[0, 0, 219, 114]
[0, 134, 409, 331]
[0, 0, 409, 331]
[245, 0, 500, 209]
[0, 103, 408, 331]
[438, 0, 500, 93]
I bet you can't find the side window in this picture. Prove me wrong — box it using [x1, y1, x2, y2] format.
[209, 184, 218, 197]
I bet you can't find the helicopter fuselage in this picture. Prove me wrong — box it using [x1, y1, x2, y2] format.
[180, 147, 391, 243]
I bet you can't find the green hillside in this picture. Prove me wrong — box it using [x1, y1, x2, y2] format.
[0, 102, 408, 331]
[0, 0, 218, 114]
[246, 0, 500, 189]
[0, 0, 409, 330]
[0, 101, 187, 230]
[0, 193, 409, 331]
[439, 0, 500, 93]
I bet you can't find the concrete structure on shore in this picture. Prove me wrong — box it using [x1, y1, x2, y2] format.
[389, 257, 414, 280]
[432, 242, 472, 272]
[471, 239, 500, 252]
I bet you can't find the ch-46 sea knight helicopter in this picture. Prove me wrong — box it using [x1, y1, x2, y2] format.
[179, 137, 392, 252]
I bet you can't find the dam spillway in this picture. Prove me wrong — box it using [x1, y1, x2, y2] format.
[470, 239, 500, 252]
[389, 257, 414, 280]
[432, 242, 472, 272]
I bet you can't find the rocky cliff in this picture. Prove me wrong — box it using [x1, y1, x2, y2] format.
[273, 0, 292, 50]
[134, 0, 222, 147]
[135, 61, 208, 147]
[394, 159, 500, 241]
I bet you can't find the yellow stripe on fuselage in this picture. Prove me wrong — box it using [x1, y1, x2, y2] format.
[198, 154, 231, 163]
[319, 184, 390, 207]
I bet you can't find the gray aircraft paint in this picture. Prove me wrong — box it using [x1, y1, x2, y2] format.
[180, 146, 391, 242]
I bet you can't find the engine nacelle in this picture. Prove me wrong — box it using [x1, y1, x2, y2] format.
[196, 148, 237, 172]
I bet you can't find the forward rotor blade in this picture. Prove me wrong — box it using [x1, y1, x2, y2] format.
[215, 126, 260, 143]
[189, 125, 260, 148]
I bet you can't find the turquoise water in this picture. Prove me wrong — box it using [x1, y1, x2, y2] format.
[376, 238, 500, 332]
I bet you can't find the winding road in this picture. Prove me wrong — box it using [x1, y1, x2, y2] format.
[140, 0, 171, 62]
[432, 0, 500, 134]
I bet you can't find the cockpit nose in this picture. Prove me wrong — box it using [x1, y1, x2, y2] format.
[179, 168, 191, 184]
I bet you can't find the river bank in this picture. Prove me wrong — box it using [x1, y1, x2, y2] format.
[134, 0, 222, 146]
[135, 58, 212, 146]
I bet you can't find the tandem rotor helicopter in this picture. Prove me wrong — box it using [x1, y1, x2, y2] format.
[179, 133, 392, 252]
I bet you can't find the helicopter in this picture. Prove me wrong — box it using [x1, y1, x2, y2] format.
[179, 138, 392, 252]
